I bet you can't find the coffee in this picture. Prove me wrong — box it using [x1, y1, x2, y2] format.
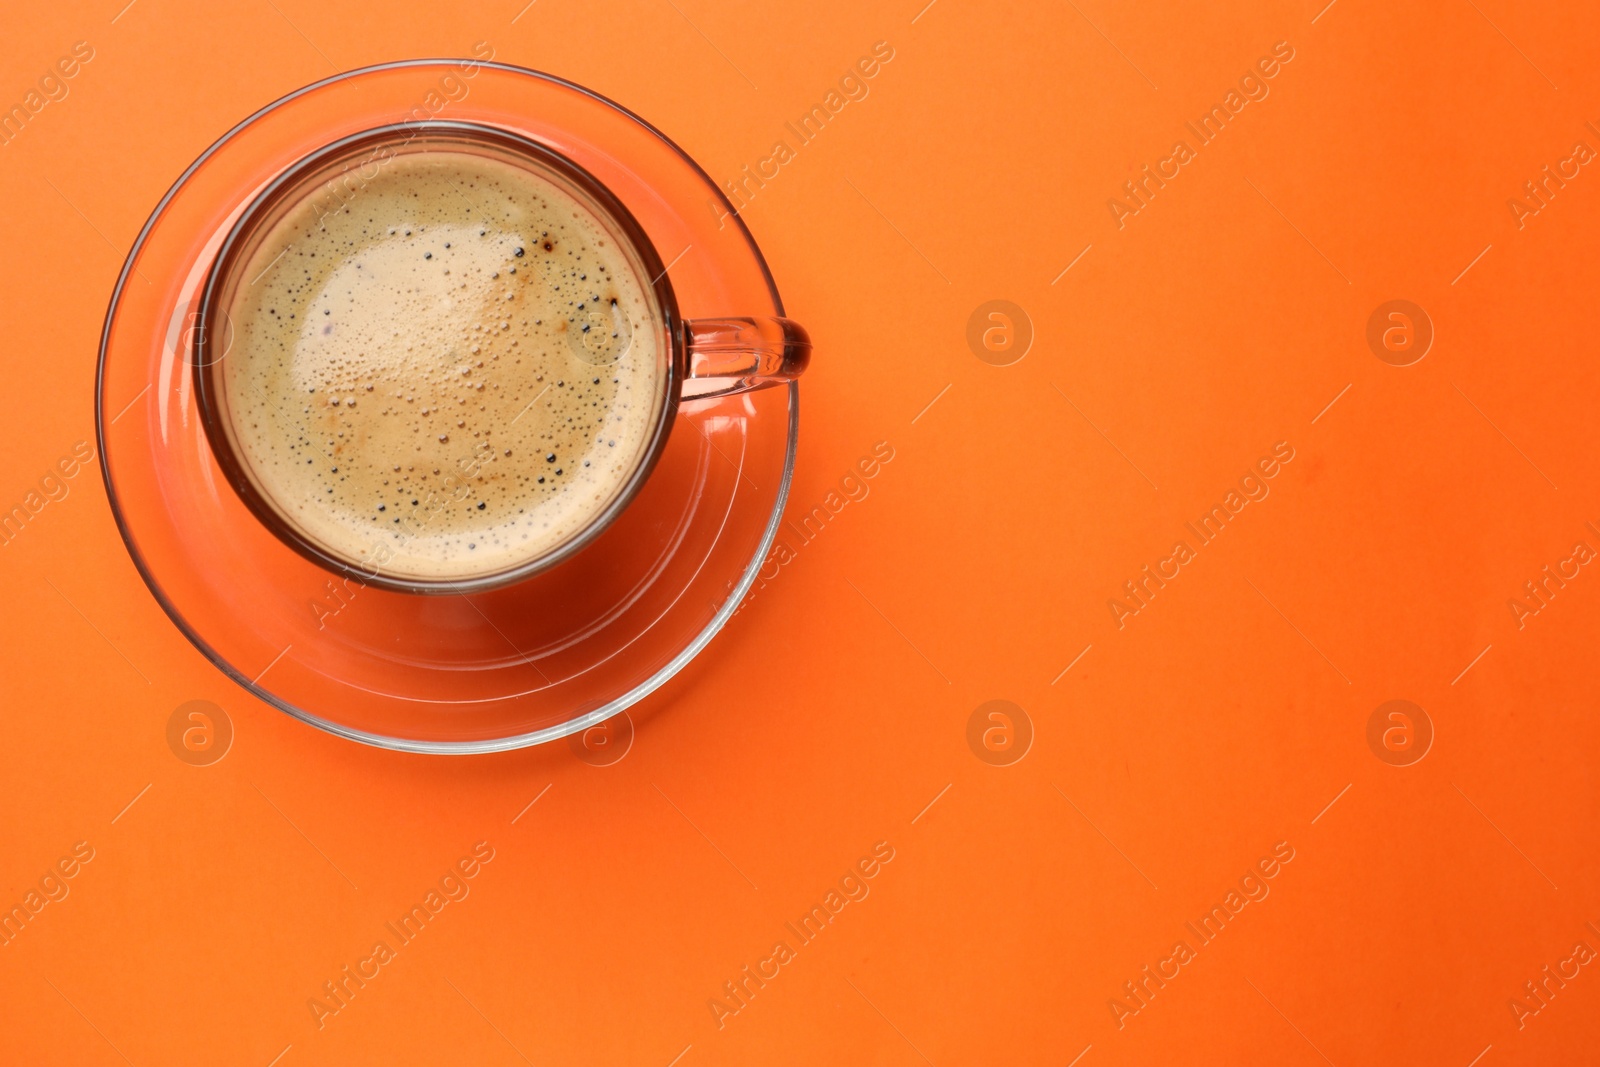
[218, 148, 666, 582]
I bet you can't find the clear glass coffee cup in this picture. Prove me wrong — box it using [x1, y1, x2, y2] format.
[193, 121, 809, 595]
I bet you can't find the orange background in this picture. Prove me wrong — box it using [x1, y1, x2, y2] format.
[2, 0, 1598, 1064]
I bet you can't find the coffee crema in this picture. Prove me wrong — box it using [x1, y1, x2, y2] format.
[218, 148, 666, 582]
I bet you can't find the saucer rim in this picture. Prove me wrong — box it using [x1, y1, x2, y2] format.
[95, 58, 798, 754]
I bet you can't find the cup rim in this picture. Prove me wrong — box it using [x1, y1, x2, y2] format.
[192, 119, 684, 595]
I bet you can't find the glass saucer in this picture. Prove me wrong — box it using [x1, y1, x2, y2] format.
[96, 61, 797, 753]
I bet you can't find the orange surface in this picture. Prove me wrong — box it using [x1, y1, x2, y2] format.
[2, 1, 1598, 1064]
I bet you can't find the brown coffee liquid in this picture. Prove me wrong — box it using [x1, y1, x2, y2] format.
[222, 148, 665, 581]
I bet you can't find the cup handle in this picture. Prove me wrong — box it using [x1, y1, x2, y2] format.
[681, 317, 811, 400]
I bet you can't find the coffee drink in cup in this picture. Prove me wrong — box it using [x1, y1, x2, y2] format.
[214, 146, 667, 585]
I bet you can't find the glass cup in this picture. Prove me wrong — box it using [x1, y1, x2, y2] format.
[192, 120, 809, 594]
